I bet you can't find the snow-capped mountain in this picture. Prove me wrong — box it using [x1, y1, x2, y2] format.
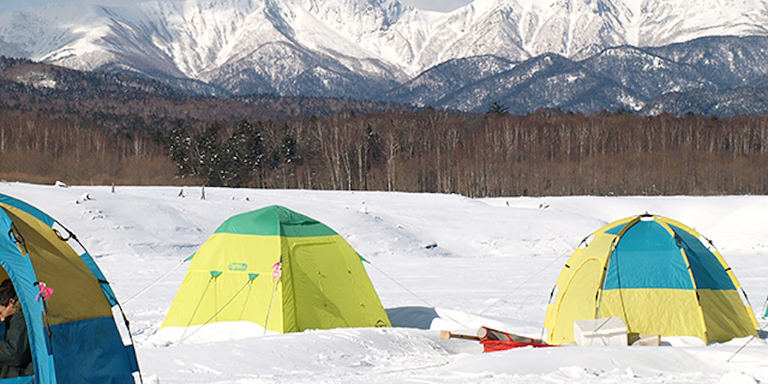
[0, 0, 425, 98]
[1, 0, 768, 110]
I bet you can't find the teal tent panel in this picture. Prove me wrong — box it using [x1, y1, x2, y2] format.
[604, 221, 693, 290]
[50, 317, 138, 384]
[0, 209, 57, 383]
[0, 195, 55, 227]
[669, 225, 735, 290]
[0, 377, 34, 383]
[604, 223, 627, 235]
[79, 252, 118, 307]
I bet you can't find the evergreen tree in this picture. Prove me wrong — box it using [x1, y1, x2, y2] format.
[281, 135, 300, 165]
[366, 124, 382, 165]
[221, 119, 265, 186]
[165, 120, 194, 177]
[195, 123, 223, 186]
[486, 101, 509, 115]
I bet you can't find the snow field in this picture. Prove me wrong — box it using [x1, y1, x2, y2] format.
[0, 182, 766, 383]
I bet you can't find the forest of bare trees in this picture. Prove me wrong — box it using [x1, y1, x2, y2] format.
[3, 105, 768, 196]
[156, 110, 768, 196]
[0, 109, 174, 185]
[2, 89, 768, 196]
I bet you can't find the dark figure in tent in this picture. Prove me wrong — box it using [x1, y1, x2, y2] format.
[0, 279, 33, 378]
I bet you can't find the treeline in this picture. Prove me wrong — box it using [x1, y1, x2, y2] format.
[2, 97, 768, 195]
[0, 110, 175, 184]
[158, 110, 768, 196]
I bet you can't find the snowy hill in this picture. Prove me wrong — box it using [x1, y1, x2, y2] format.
[1, 182, 767, 383]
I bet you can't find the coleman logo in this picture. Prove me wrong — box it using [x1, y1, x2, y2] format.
[228, 262, 248, 271]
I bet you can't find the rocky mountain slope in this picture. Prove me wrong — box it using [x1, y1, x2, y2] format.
[1, 0, 768, 114]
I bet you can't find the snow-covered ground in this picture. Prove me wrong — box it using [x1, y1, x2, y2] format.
[1, 182, 767, 383]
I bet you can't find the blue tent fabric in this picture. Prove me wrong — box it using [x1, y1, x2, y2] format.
[669, 225, 735, 290]
[604, 223, 627, 235]
[0, 196, 54, 228]
[0, 376, 34, 384]
[602, 220, 738, 292]
[604, 221, 693, 290]
[50, 318, 136, 383]
[79, 252, 119, 307]
[0, 209, 56, 383]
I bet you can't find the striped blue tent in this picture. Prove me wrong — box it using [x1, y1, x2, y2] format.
[0, 194, 139, 383]
[545, 214, 759, 344]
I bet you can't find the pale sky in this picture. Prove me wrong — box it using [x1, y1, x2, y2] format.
[1, 0, 473, 13]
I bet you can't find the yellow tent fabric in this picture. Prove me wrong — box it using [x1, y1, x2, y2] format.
[162, 205, 390, 335]
[544, 214, 758, 345]
[1, 204, 113, 325]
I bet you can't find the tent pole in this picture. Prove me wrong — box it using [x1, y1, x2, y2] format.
[263, 259, 282, 335]
[594, 216, 642, 326]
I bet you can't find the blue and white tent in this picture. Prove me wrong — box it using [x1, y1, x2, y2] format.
[0, 194, 139, 383]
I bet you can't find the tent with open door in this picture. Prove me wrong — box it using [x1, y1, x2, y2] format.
[0, 194, 139, 383]
[544, 213, 758, 345]
[161, 205, 390, 340]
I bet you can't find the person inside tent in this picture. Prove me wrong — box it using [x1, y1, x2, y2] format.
[0, 279, 33, 378]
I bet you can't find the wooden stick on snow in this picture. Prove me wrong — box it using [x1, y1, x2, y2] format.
[440, 330, 480, 341]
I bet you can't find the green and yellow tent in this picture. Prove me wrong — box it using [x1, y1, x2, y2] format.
[162, 205, 390, 339]
[544, 214, 758, 345]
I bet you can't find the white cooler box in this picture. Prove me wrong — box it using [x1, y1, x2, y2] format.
[573, 317, 627, 346]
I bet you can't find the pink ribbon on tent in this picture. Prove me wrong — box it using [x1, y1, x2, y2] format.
[272, 262, 282, 281]
[36, 282, 54, 301]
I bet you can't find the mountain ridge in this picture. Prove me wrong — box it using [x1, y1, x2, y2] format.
[4, 0, 768, 78]
[2, 0, 768, 114]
